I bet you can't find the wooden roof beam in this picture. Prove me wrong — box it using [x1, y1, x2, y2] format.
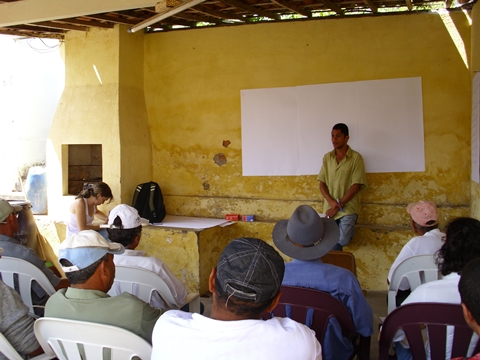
[30, 21, 89, 31]
[0, 28, 64, 39]
[221, 0, 280, 20]
[194, 6, 246, 21]
[173, 11, 220, 23]
[84, 14, 138, 25]
[405, 0, 413, 10]
[322, 0, 344, 15]
[271, 0, 310, 17]
[8, 24, 65, 33]
[361, 0, 378, 12]
[56, 18, 115, 28]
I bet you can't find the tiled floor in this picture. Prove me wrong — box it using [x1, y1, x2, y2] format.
[199, 290, 387, 360]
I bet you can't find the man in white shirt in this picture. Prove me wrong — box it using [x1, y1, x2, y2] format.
[106, 204, 187, 309]
[151, 237, 322, 360]
[388, 200, 444, 306]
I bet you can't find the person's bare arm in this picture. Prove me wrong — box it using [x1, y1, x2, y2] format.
[338, 183, 361, 208]
[319, 181, 340, 218]
[72, 199, 100, 231]
[94, 209, 108, 222]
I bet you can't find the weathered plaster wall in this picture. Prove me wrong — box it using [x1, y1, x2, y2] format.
[471, 4, 480, 219]
[144, 12, 472, 290]
[47, 26, 152, 218]
[118, 28, 153, 203]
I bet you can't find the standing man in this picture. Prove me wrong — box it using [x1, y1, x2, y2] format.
[318, 123, 367, 250]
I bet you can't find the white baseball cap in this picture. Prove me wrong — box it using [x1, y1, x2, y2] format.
[107, 204, 149, 229]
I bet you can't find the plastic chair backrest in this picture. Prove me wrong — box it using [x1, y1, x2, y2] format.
[264, 285, 370, 360]
[322, 250, 357, 277]
[0, 256, 56, 315]
[379, 302, 480, 360]
[34, 317, 152, 360]
[387, 254, 440, 313]
[107, 265, 200, 313]
[0, 332, 54, 360]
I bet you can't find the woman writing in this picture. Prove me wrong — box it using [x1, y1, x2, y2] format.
[66, 182, 113, 238]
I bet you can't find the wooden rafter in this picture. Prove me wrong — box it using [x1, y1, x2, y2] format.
[56, 18, 115, 28]
[271, 0, 310, 17]
[9, 24, 65, 33]
[322, 0, 345, 15]
[405, 0, 413, 10]
[361, 0, 378, 12]
[0, 28, 64, 39]
[173, 11, 220, 23]
[84, 14, 138, 25]
[195, 6, 246, 20]
[221, 0, 280, 20]
[30, 21, 89, 31]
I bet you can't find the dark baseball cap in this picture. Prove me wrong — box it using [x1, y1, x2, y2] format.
[216, 237, 285, 303]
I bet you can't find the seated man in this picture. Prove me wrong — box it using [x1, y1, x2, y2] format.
[151, 237, 322, 359]
[452, 257, 480, 360]
[0, 279, 43, 359]
[388, 200, 444, 305]
[0, 247, 43, 359]
[45, 230, 163, 344]
[106, 204, 187, 309]
[273, 205, 373, 360]
[0, 198, 68, 315]
[394, 217, 480, 360]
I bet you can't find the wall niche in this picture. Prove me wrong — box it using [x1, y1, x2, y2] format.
[67, 144, 102, 195]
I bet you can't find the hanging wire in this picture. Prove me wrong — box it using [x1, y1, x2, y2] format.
[26, 38, 63, 54]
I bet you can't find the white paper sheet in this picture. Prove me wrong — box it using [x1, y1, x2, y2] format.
[241, 77, 425, 175]
[151, 215, 233, 231]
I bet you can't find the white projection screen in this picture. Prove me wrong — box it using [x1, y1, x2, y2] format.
[241, 77, 425, 176]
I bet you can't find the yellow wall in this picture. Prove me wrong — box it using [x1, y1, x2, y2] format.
[45, 10, 475, 291]
[47, 26, 152, 218]
[471, 5, 480, 218]
[143, 12, 472, 289]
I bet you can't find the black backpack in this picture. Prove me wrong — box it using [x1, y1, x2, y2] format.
[132, 181, 166, 223]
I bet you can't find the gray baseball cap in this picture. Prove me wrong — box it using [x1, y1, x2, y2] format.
[216, 237, 285, 303]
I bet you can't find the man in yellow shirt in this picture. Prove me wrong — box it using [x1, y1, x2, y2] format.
[318, 123, 367, 250]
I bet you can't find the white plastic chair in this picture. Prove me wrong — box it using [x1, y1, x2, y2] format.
[34, 317, 152, 360]
[387, 254, 441, 313]
[0, 332, 54, 360]
[107, 265, 201, 313]
[0, 256, 56, 315]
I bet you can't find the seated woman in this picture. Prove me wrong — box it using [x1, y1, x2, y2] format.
[66, 182, 113, 239]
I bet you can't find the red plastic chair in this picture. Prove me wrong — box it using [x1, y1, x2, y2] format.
[378, 302, 480, 360]
[263, 285, 370, 360]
